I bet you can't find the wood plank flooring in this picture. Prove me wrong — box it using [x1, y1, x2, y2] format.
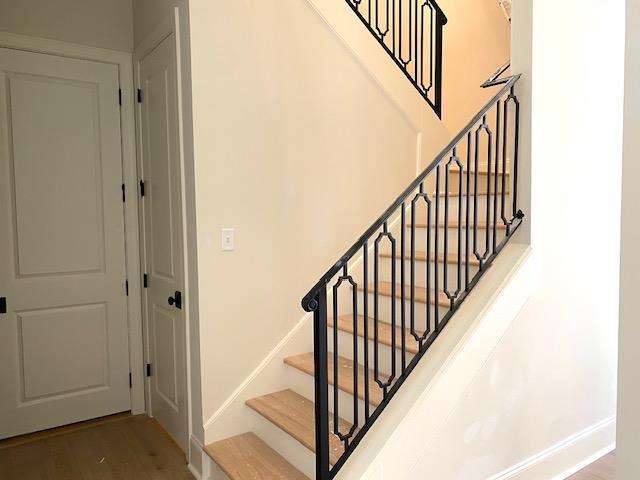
[568, 451, 616, 480]
[0, 414, 193, 480]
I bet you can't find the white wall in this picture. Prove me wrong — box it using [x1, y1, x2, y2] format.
[187, 0, 450, 440]
[0, 0, 133, 52]
[424, 0, 624, 473]
[336, 0, 624, 478]
[616, 0, 640, 477]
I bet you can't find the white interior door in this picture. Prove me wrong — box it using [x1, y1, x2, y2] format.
[137, 34, 188, 453]
[0, 48, 131, 439]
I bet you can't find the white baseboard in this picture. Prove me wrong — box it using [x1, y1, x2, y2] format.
[188, 434, 205, 480]
[491, 416, 616, 480]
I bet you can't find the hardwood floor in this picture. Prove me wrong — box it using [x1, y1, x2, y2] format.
[0, 414, 194, 480]
[568, 451, 616, 480]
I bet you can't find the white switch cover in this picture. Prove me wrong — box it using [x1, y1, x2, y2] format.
[221, 228, 235, 251]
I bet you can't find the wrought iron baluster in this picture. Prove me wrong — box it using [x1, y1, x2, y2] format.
[510, 86, 521, 226]
[465, 131, 472, 291]
[434, 165, 440, 331]
[501, 95, 510, 231]
[362, 243, 370, 420]
[493, 101, 501, 253]
[400, 203, 407, 372]
[311, 287, 330, 480]
[332, 268, 359, 448]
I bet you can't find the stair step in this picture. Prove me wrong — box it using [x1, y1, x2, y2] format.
[329, 315, 423, 354]
[204, 432, 308, 480]
[379, 250, 480, 266]
[284, 353, 385, 407]
[410, 220, 507, 230]
[246, 389, 350, 466]
[359, 281, 451, 307]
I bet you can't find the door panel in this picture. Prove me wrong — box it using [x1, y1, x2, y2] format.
[138, 34, 187, 453]
[0, 48, 130, 439]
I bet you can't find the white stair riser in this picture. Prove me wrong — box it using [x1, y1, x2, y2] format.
[375, 257, 481, 291]
[251, 413, 316, 478]
[443, 171, 510, 195]
[405, 192, 513, 223]
[355, 291, 451, 327]
[407, 225, 509, 253]
[285, 366, 372, 426]
[330, 327, 419, 378]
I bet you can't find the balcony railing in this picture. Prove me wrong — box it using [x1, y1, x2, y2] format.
[344, 0, 448, 117]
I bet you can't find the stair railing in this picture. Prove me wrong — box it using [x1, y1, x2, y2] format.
[344, 0, 448, 118]
[302, 69, 523, 480]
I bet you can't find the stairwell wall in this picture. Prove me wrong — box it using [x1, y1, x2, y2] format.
[438, 0, 512, 134]
[187, 0, 451, 442]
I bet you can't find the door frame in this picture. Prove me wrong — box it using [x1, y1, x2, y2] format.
[0, 31, 146, 415]
[133, 7, 193, 455]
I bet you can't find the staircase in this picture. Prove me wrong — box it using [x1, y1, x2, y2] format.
[203, 2, 523, 479]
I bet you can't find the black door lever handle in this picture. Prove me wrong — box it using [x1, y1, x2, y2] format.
[167, 291, 182, 310]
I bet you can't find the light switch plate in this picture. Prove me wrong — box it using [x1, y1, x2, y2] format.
[221, 228, 235, 251]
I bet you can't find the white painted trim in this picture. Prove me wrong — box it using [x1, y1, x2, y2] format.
[133, 7, 194, 456]
[0, 31, 146, 415]
[491, 416, 616, 480]
[133, 13, 174, 62]
[174, 4, 198, 463]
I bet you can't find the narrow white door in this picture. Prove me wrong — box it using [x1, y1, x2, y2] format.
[137, 34, 188, 453]
[0, 48, 130, 439]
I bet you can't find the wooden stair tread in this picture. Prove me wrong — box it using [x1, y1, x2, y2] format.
[246, 389, 349, 466]
[284, 353, 385, 407]
[330, 315, 423, 355]
[410, 220, 507, 230]
[359, 281, 450, 307]
[204, 432, 308, 480]
[379, 250, 481, 267]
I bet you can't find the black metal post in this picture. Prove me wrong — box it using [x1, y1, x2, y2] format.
[313, 286, 330, 480]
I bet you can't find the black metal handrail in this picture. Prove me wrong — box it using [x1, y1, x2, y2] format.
[343, 0, 448, 118]
[303, 71, 523, 480]
[480, 61, 511, 88]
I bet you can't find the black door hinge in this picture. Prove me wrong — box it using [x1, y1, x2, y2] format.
[0, 297, 6, 314]
[125, 280, 129, 296]
[118, 89, 122, 106]
[129, 372, 132, 388]
[121, 184, 126, 202]
[143, 274, 148, 288]
[146, 364, 152, 377]
[137, 88, 142, 103]
[139, 180, 145, 197]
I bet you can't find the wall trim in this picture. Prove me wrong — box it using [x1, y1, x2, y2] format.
[0, 31, 145, 416]
[491, 416, 616, 480]
[133, 6, 197, 457]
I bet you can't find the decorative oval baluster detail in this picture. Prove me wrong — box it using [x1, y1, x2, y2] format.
[473, 115, 493, 266]
[373, 224, 397, 394]
[331, 267, 359, 446]
[445, 152, 464, 303]
[410, 184, 432, 345]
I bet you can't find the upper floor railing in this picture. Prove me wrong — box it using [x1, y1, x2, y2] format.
[302, 67, 523, 479]
[344, 0, 448, 117]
